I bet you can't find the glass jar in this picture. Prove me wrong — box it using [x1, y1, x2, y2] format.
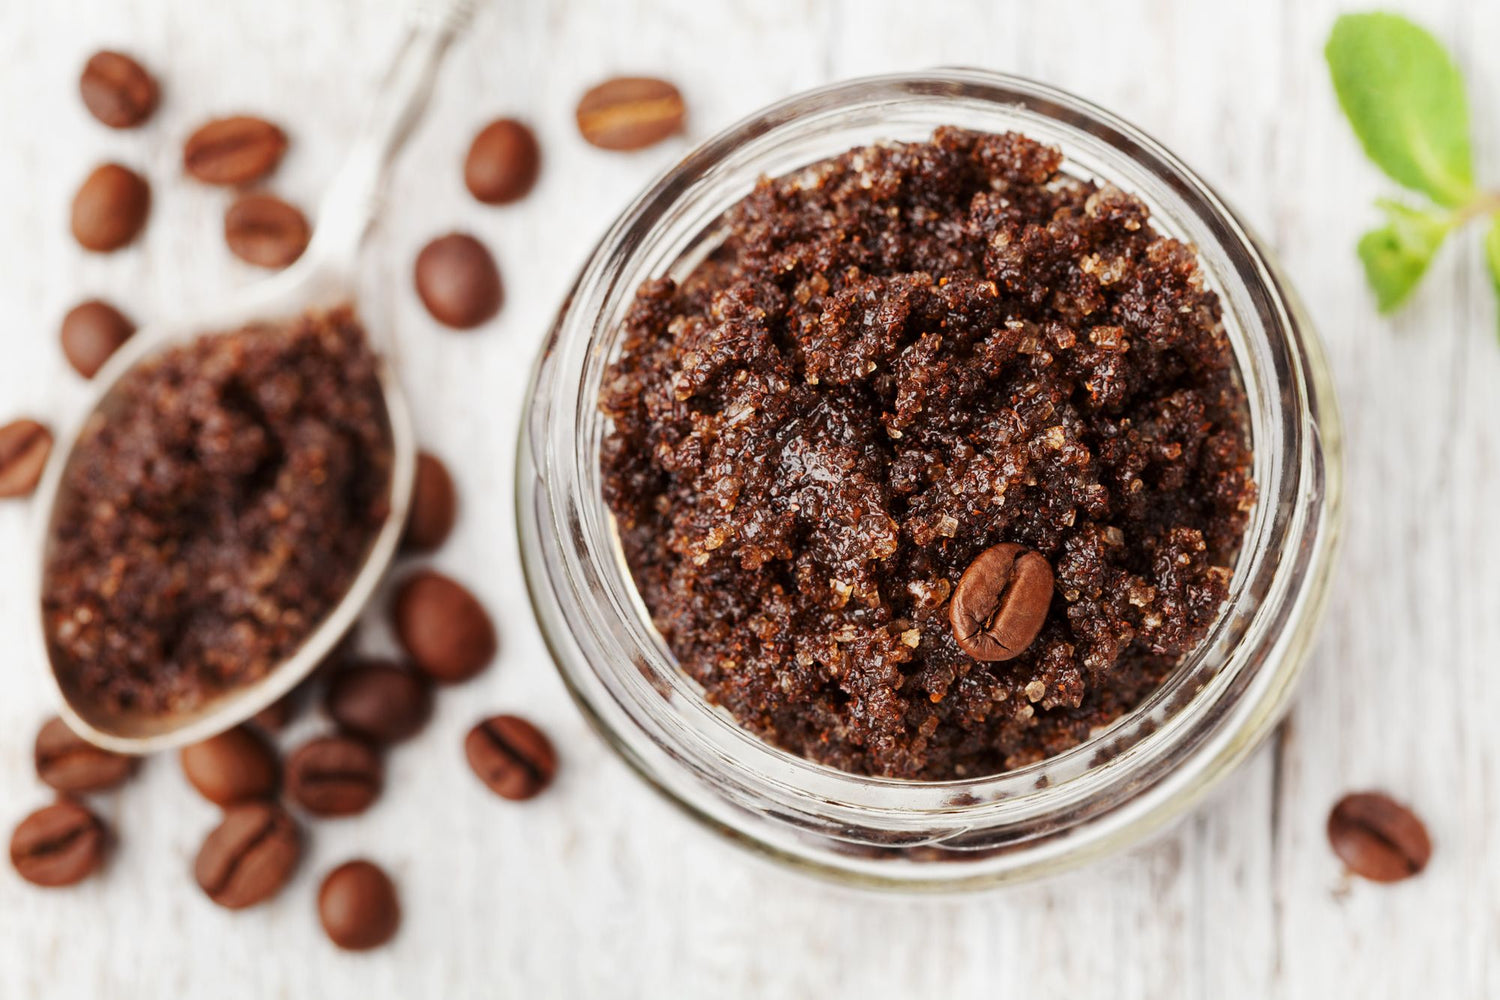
[517, 70, 1342, 890]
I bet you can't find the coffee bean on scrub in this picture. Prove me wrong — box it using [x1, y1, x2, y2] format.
[948, 542, 1054, 661]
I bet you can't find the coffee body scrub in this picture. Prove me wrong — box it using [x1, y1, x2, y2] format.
[43, 306, 392, 717]
[600, 127, 1253, 780]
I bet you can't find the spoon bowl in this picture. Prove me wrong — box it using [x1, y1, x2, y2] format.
[30, 261, 417, 754]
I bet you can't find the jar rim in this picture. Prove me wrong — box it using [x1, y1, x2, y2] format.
[519, 69, 1341, 886]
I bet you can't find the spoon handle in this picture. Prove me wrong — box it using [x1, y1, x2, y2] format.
[305, 0, 484, 266]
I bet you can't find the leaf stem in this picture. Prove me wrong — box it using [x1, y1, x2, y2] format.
[1448, 190, 1500, 227]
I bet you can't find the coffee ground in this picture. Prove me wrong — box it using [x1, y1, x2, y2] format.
[600, 128, 1254, 779]
[44, 307, 392, 716]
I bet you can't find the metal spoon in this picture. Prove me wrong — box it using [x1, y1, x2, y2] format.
[28, 0, 481, 753]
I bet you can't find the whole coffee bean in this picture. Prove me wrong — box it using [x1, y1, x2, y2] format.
[9, 799, 107, 888]
[79, 50, 158, 129]
[252, 647, 340, 733]
[194, 801, 300, 909]
[1327, 791, 1432, 883]
[393, 570, 497, 683]
[183, 116, 288, 186]
[251, 693, 298, 734]
[404, 452, 457, 552]
[324, 661, 432, 744]
[0, 419, 53, 498]
[413, 233, 502, 329]
[949, 542, 1054, 662]
[575, 77, 685, 151]
[464, 118, 540, 204]
[223, 192, 309, 268]
[318, 860, 401, 950]
[464, 715, 556, 801]
[60, 299, 135, 378]
[71, 163, 150, 251]
[285, 736, 383, 817]
[34, 716, 135, 793]
[179, 725, 278, 806]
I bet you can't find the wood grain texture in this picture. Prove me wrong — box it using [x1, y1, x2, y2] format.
[2, 0, 1497, 996]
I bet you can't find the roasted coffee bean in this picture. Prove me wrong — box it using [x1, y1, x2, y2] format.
[413, 233, 502, 329]
[464, 715, 556, 801]
[253, 648, 340, 733]
[1327, 791, 1432, 883]
[404, 452, 457, 551]
[224, 192, 309, 268]
[9, 799, 107, 888]
[194, 801, 300, 909]
[324, 661, 432, 744]
[949, 542, 1054, 662]
[575, 77, 685, 151]
[60, 299, 135, 378]
[318, 860, 401, 950]
[251, 693, 297, 734]
[0, 419, 53, 498]
[183, 116, 288, 186]
[79, 50, 158, 129]
[34, 716, 135, 793]
[393, 570, 497, 683]
[285, 736, 383, 817]
[179, 725, 279, 806]
[465, 118, 540, 204]
[71, 163, 150, 251]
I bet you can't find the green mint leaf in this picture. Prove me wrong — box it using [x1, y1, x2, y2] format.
[1486, 217, 1500, 334]
[1326, 13, 1476, 207]
[1356, 199, 1451, 312]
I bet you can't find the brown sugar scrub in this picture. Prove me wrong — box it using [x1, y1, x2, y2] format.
[599, 127, 1254, 780]
[43, 307, 393, 717]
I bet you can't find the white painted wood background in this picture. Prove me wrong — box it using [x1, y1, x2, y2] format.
[2, 0, 1498, 996]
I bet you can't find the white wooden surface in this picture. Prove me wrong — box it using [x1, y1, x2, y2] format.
[2, 0, 1498, 996]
